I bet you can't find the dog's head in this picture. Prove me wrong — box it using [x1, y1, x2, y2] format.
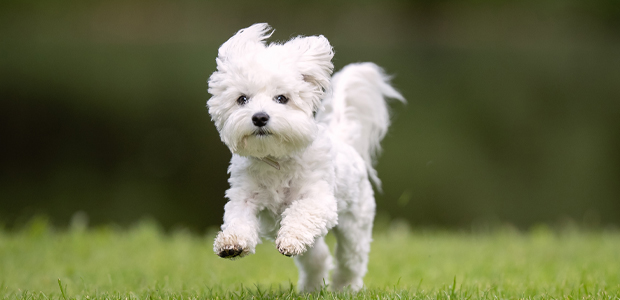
[207, 23, 334, 158]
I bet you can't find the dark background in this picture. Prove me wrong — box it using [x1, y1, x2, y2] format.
[1, 0, 619, 230]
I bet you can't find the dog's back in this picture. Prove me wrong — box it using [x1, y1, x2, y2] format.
[316, 63, 405, 190]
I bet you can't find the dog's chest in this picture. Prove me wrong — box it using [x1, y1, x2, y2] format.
[252, 168, 301, 214]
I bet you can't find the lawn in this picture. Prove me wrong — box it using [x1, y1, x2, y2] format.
[1, 218, 619, 299]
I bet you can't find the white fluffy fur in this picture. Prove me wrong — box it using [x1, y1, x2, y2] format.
[207, 23, 404, 292]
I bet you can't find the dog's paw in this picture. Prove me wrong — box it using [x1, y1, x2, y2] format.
[275, 236, 307, 257]
[216, 244, 244, 258]
[213, 231, 251, 259]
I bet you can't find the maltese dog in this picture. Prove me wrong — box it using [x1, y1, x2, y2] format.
[207, 23, 404, 292]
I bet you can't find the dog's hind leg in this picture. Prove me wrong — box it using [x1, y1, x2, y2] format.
[331, 186, 375, 291]
[294, 236, 332, 292]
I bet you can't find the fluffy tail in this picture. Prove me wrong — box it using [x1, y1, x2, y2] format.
[316, 62, 405, 191]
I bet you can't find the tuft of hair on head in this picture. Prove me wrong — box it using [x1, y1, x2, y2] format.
[217, 23, 274, 62]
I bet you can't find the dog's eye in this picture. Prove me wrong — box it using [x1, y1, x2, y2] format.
[275, 95, 289, 104]
[237, 95, 248, 105]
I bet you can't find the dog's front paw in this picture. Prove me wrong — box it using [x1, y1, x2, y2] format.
[275, 235, 308, 257]
[217, 244, 244, 258]
[213, 231, 251, 259]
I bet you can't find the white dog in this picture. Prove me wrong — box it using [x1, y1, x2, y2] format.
[207, 23, 404, 292]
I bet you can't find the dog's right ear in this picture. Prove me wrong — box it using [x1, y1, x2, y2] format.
[217, 23, 273, 62]
[209, 23, 272, 103]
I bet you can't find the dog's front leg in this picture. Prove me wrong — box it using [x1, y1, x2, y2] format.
[213, 197, 260, 259]
[276, 181, 338, 257]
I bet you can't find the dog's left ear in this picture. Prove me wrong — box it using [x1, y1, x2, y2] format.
[284, 35, 334, 107]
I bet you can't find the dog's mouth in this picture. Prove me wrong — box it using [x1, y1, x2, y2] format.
[253, 129, 272, 137]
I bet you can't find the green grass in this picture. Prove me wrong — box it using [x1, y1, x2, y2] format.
[1, 218, 619, 299]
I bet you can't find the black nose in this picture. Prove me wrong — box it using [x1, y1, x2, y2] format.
[252, 112, 270, 127]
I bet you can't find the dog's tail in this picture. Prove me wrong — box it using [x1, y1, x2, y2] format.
[316, 62, 405, 191]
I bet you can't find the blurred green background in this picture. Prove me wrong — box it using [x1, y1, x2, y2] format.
[1, 0, 619, 230]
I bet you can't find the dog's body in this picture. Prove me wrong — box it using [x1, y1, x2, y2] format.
[207, 23, 404, 291]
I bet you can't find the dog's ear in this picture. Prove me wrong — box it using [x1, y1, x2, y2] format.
[284, 35, 334, 104]
[217, 23, 273, 62]
[209, 23, 272, 101]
